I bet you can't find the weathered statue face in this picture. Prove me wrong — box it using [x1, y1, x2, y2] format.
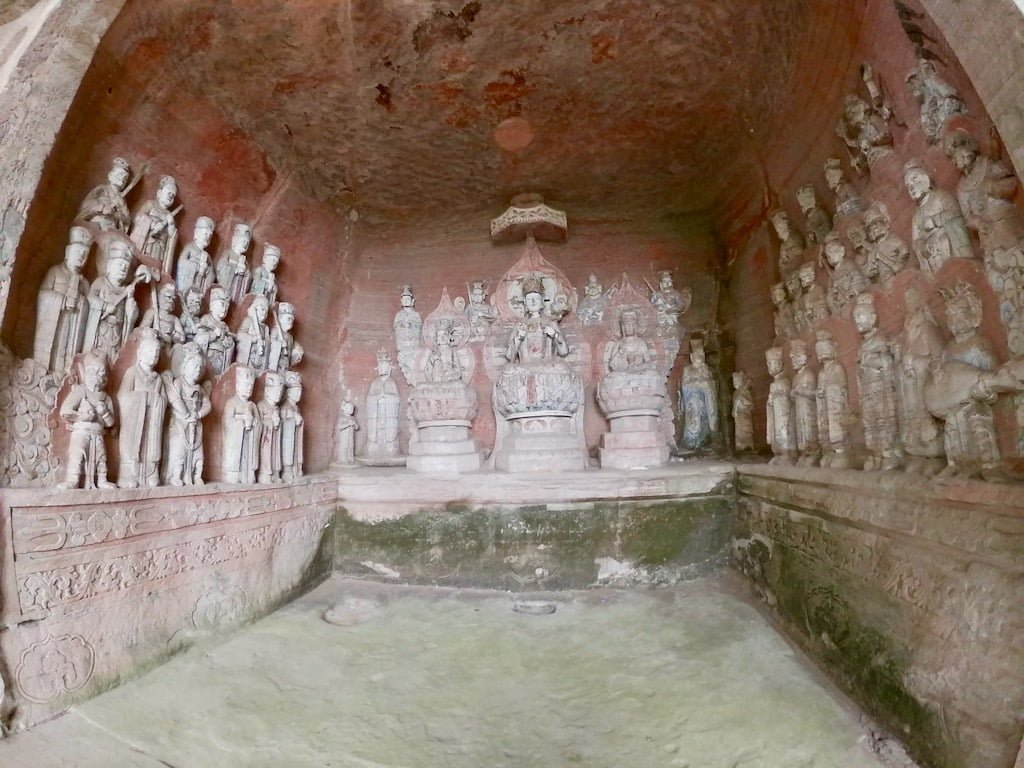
[231, 226, 252, 254]
[253, 299, 269, 323]
[853, 305, 877, 334]
[182, 355, 203, 385]
[278, 310, 294, 331]
[766, 354, 783, 377]
[799, 265, 816, 289]
[211, 296, 229, 320]
[138, 339, 160, 371]
[194, 225, 213, 249]
[524, 291, 544, 315]
[585, 275, 601, 297]
[400, 292, 414, 308]
[824, 242, 844, 268]
[785, 273, 802, 299]
[236, 369, 255, 400]
[845, 98, 867, 126]
[732, 372, 744, 389]
[847, 226, 866, 250]
[771, 215, 790, 240]
[265, 377, 285, 404]
[796, 187, 816, 211]
[157, 181, 177, 209]
[865, 215, 888, 243]
[83, 362, 106, 392]
[160, 284, 177, 311]
[824, 168, 842, 191]
[470, 287, 485, 305]
[108, 253, 131, 285]
[771, 284, 786, 306]
[108, 167, 129, 191]
[904, 170, 930, 202]
[790, 348, 807, 370]
[434, 326, 451, 347]
[815, 340, 835, 363]
[950, 144, 976, 174]
[287, 384, 303, 403]
[377, 359, 392, 378]
[263, 248, 280, 271]
[946, 298, 979, 337]
[659, 273, 674, 291]
[691, 348, 705, 366]
[342, 401, 354, 415]
[65, 241, 89, 272]
[185, 292, 202, 315]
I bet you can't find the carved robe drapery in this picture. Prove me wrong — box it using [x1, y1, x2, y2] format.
[34, 263, 88, 374]
[118, 366, 167, 487]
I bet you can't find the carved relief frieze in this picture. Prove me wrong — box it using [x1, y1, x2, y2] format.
[191, 585, 249, 631]
[15, 634, 95, 703]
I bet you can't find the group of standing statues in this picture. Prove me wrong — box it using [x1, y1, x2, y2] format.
[38, 157, 304, 489]
[744, 57, 1024, 481]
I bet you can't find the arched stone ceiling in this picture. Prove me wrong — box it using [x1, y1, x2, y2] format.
[99, 0, 842, 226]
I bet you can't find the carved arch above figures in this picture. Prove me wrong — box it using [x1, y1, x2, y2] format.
[489, 234, 578, 322]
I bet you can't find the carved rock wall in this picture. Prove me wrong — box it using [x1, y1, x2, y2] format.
[341, 216, 720, 457]
[734, 465, 1024, 768]
[0, 478, 335, 728]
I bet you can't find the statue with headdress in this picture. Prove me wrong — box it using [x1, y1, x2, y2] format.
[34, 225, 92, 375]
[84, 232, 154, 365]
[363, 347, 403, 462]
[117, 328, 167, 488]
[162, 341, 212, 486]
[56, 351, 116, 490]
[130, 174, 180, 274]
[281, 371, 305, 481]
[77, 156, 134, 232]
[392, 284, 423, 383]
[679, 337, 720, 456]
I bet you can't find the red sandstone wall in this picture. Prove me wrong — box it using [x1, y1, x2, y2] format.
[340, 215, 720, 457]
[720, 0, 1020, 458]
[2, 8, 353, 476]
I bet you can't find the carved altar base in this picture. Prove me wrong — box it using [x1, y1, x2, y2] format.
[492, 411, 588, 473]
[407, 420, 483, 473]
[597, 370, 669, 470]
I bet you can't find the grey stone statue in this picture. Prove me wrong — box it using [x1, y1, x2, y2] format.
[853, 293, 902, 471]
[766, 346, 795, 466]
[904, 159, 974, 278]
[790, 339, 820, 467]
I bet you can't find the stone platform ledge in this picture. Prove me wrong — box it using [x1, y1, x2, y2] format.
[334, 460, 737, 522]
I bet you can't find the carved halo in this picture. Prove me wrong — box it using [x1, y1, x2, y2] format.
[490, 234, 578, 321]
[604, 274, 656, 339]
[421, 287, 471, 350]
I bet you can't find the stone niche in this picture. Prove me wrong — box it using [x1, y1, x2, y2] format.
[0, 478, 335, 728]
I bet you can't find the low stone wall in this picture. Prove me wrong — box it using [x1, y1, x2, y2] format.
[734, 465, 1024, 768]
[336, 465, 736, 590]
[0, 476, 336, 729]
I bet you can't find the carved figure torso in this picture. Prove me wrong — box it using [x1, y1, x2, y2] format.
[912, 189, 974, 276]
[857, 329, 900, 455]
[176, 244, 213, 298]
[34, 263, 89, 374]
[77, 184, 130, 232]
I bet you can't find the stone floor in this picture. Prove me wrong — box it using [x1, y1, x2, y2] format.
[0, 576, 916, 768]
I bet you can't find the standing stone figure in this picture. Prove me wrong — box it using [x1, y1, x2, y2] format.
[786, 271, 806, 333]
[648, 270, 691, 338]
[731, 371, 754, 453]
[257, 371, 285, 483]
[176, 216, 215, 299]
[945, 129, 1024, 356]
[863, 201, 910, 287]
[222, 365, 260, 484]
[163, 343, 212, 486]
[34, 225, 92, 375]
[679, 339, 719, 454]
[853, 293, 902, 471]
[766, 346, 796, 466]
[769, 210, 806, 276]
[333, 400, 358, 466]
[837, 94, 894, 173]
[281, 371, 304, 482]
[179, 290, 203, 343]
[141, 282, 185, 348]
[130, 175, 179, 274]
[77, 157, 133, 232]
[215, 223, 253, 305]
[906, 58, 966, 145]
[196, 286, 235, 376]
[846, 221, 872, 273]
[771, 282, 796, 339]
[84, 237, 152, 364]
[56, 351, 116, 490]
[822, 232, 868, 316]
[117, 329, 167, 488]
[893, 287, 946, 475]
[815, 330, 852, 469]
[464, 280, 496, 340]
[904, 159, 974, 278]
[268, 302, 303, 373]
[824, 157, 863, 219]
[799, 262, 828, 327]
[797, 184, 832, 244]
[365, 348, 402, 460]
[393, 285, 423, 383]
[250, 244, 281, 305]
[578, 274, 606, 326]
[789, 339, 820, 466]
[235, 295, 271, 373]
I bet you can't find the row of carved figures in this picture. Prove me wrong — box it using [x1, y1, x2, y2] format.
[744, 281, 1024, 481]
[59, 332, 303, 489]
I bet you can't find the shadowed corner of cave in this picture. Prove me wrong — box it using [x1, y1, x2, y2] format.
[0, 1, 1022, 767]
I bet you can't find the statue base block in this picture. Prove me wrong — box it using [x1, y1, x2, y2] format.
[407, 421, 483, 474]
[599, 411, 669, 470]
[493, 413, 587, 473]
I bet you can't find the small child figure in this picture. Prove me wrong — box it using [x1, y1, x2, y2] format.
[333, 400, 358, 466]
[280, 371, 304, 481]
[58, 351, 116, 489]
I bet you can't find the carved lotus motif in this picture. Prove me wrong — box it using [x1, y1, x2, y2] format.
[597, 369, 667, 415]
[409, 381, 478, 423]
[494, 364, 582, 417]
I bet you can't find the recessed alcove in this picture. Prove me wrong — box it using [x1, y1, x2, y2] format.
[0, 1, 1022, 767]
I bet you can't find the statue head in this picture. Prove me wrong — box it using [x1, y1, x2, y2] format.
[942, 281, 983, 338]
[863, 201, 891, 243]
[770, 282, 787, 306]
[277, 302, 295, 332]
[902, 159, 932, 203]
[521, 275, 545, 315]
[375, 347, 393, 378]
[852, 292, 878, 334]
[65, 225, 93, 272]
[108, 157, 130, 191]
[769, 210, 791, 240]
[400, 285, 415, 308]
[235, 365, 256, 400]
[209, 286, 230, 320]
[231, 223, 252, 255]
[823, 157, 844, 191]
[469, 281, 487, 304]
[341, 400, 355, 416]
[732, 370, 748, 390]
[814, 330, 836, 363]
[137, 328, 161, 371]
[158, 282, 177, 312]
[798, 262, 816, 289]
[81, 350, 107, 391]
[285, 371, 303, 403]
[906, 67, 925, 103]
[193, 216, 215, 249]
[766, 346, 784, 376]
[844, 94, 869, 126]
[620, 309, 639, 337]
[180, 343, 205, 385]
[263, 371, 285, 404]
[658, 270, 674, 291]
[184, 289, 203, 316]
[689, 338, 706, 366]
[262, 244, 281, 271]
[789, 339, 808, 370]
[106, 239, 133, 284]
[785, 270, 802, 299]
[250, 295, 269, 323]
[846, 221, 867, 252]
[823, 232, 846, 268]
[585, 274, 601, 297]
[796, 184, 817, 213]
[943, 129, 979, 174]
[156, 175, 177, 209]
